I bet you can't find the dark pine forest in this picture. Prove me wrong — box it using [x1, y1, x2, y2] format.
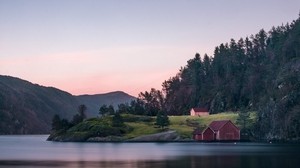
[133, 16, 300, 140]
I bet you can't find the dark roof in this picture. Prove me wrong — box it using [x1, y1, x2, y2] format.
[209, 120, 231, 131]
[193, 129, 203, 135]
[202, 126, 214, 133]
[192, 107, 209, 112]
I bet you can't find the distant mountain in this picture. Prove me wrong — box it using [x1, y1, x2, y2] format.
[0, 75, 79, 134]
[0, 75, 136, 134]
[76, 91, 136, 116]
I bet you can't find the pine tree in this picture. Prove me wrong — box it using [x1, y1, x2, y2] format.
[155, 111, 170, 129]
[51, 114, 62, 131]
[99, 105, 109, 116]
[112, 112, 124, 127]
[236, 109, 252, 131]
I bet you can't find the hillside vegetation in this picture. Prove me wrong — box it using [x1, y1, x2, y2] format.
[135, 16, 300, 140]
[48, 112, 245, 141]
[0, 75, 79, 134]
[0, 75, 135, 134]
[3, 16, 300, 140]
[125, 113, 242, 139]
[76, 92, 136, 116]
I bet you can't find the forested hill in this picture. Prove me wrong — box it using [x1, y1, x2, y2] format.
[0, 75, 135, 134]
[158, 16, 300, 140]
[0, 75, 79, 134]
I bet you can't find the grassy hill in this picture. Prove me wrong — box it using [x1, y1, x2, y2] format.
[125, 112, 243, 139]
[49, 112, 256, 141]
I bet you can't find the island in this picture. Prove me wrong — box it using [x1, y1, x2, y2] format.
[47, 110, 251, 142]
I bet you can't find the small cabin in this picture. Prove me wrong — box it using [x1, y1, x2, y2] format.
[192, 129, 203, 140]
[193, 120, 240, 141]
[190, 108, 209, 116]
[202, 127, 215, 141]
[209, 120, 240, 141]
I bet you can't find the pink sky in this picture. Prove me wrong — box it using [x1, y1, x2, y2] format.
[1, 0, 299, 97]
[0, 45, 196, 96]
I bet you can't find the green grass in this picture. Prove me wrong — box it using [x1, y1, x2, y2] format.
[124, 122, 160, 139]
[168, 112, 239, 138]
[122, 112, 243, 139]
[59, 112, 256, 141]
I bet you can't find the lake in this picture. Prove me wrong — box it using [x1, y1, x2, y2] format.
[0, 135, 299, 168]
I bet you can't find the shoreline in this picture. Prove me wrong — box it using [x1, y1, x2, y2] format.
[0, 134, 298, 144]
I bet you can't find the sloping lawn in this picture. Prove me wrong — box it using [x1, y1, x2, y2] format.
[123, 112, 241, 139]
[124, 122, 160, 139]
[168, 112, 239, 138]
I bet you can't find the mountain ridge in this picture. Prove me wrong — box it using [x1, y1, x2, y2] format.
[0, 75, 136, 134]
[76, 91, 136, 116]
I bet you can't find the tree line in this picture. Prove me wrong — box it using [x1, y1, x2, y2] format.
[52, 15, 300, 140]
[99, 102, 169, 129]
[122, 15, 300, 140]
[52, 102, 170, 132]
[51, 104, 87, 131]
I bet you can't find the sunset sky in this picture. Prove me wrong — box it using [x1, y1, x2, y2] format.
[1, 0, 299, 96]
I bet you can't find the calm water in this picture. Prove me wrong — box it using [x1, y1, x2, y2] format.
[0, 135, 299, 168]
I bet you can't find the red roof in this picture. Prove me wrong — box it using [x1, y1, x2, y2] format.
[209, 120, 231, 131]
[192, 108, 209, 112]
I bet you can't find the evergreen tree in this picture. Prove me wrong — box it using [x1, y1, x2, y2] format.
[117, 103, 130, 114]
[71, 104, 87, 125]
[129, 99, 146, 115]
[155, 111, 170, 129]
[78, 104, 87, 120]
[51, 114, 62, 131]
[138, 88, 164, 116]
[108, 105, 115, 115]
[112, 112, 124, 127]
[236, 109, 252, 130]
[71, 114, 82, 126]
[99, 105, 109, 116]
[51, 114, 71, 131]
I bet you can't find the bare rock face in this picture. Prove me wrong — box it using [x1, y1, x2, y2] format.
[127, 131, 181, 142]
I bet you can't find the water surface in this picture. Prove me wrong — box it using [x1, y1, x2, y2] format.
[0, 135, 299, 168]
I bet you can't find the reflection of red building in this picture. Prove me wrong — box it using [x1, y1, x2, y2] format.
[193, 120, 240, 141]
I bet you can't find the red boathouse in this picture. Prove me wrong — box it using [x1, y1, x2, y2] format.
[201, 127, 215, 141]
[193, 120, 240, 141]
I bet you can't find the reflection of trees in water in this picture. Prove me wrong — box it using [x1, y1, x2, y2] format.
[1, 155, 300, 168]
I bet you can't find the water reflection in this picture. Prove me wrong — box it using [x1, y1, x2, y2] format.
[1, 155, 299, 168]
[0, 135, 299, 168]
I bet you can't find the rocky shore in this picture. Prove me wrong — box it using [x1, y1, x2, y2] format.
[47, 130, 191, 142]
[126, 131, 181, 142]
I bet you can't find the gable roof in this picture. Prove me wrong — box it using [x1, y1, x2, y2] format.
[209, 120, 231, 131]
[202, 126, 214, 133]
[193, 129, 203, 135]
[192, 107, 209, 112]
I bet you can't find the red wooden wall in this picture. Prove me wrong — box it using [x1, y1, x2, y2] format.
[217, 122, 240, 140]
[194, 134, 202, 141]
[202, 127, 215, 141]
